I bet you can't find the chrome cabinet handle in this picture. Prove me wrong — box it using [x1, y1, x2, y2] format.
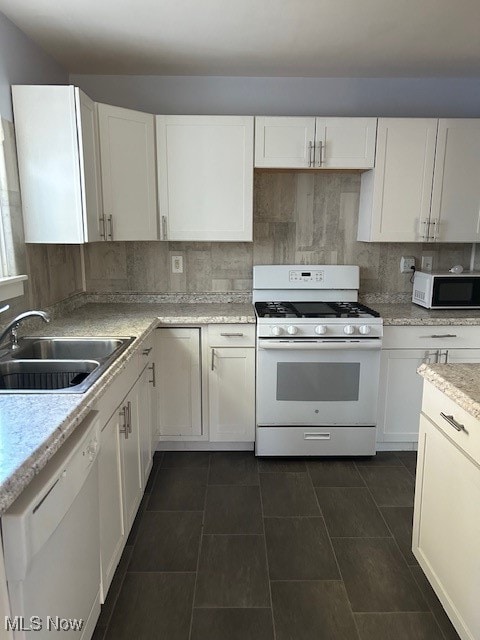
[99, 215, 106, 240]
[431, 217, 439, 241]
[127, 400, 132, 433]
[423, 334, 457, 339]
[148, 362, 156, 387]
[119, 406, 128, 439]
[161, 215, 168, 240]
[419, 218, 433, 241]
[211, 348, 215, 371]
[304, 432, 331, 440]
[220, 332, 244, 337]
[142, 347, 153, 356]
[308, 141, 314, 167]
[316, 140, 323, 167]
[422, 350, 439, 364]
[107, 214, 113, 240]
[440, 412, 466, 433]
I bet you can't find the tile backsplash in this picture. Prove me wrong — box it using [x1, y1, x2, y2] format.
[85, 172, 472, 296]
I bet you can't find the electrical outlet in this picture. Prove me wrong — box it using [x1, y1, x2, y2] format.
[421, 255, 433, 272]
[171, 255, 183, 274]
[400, 256, 416, 273]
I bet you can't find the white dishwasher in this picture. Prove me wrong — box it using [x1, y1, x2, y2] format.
[2, 412, 101, 640]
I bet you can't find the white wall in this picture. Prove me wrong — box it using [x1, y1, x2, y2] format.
[71, 74, 480, 117]
[0, 12, 67, 120]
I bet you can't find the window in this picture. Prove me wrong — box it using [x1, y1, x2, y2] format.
[0, 117, 27, 301]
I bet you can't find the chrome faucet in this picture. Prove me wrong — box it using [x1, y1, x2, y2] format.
[0, 308, 50, 350]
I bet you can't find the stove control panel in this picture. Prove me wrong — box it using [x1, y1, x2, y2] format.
[289, 270, 324, 283]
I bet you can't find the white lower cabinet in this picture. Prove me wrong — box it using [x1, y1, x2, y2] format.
[98, 407, 125, 599]
[377, 349, 434, 443]
[155, 324, 256, 444]
[414, 384, 480, 640]
[138, 363, 155, 486]
[209, 347, 255, 442]
[120, 388, 142, 534]
[98, 344, 154, 601]
[156, 328, 202, 438]
[377, 327, 480, 445]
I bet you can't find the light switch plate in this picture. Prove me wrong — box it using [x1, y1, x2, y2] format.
[171, 255, 183, 274]
[421, 255, 433, 272]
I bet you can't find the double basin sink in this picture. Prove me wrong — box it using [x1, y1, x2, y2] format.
[0, 337, 135, 393]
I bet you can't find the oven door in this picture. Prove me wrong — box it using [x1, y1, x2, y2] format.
[257, 339, 381, 426]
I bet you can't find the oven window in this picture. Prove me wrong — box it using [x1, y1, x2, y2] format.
[276, 362, 360, 401]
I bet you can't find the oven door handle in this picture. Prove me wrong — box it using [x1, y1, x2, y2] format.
[258, 340, 382, 350]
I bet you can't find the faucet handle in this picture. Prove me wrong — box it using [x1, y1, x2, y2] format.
[0, 304, 10, 314]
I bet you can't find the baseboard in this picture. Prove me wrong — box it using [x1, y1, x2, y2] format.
[156, 441, 254, 451]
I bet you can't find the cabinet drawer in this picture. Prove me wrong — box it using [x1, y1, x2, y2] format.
[422, 380, 480, 466]
[383, 325, 480, 349]
[208, 324, 255, 347]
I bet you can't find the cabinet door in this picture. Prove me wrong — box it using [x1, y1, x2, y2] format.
[254, 116, 316, 168]
[314, 118, 377, 169]
[138, 364, 154, 486]
[358, 118, 437, 242]
[121, 391, 143, 533]
[430, 119, 480, 242]
[413, 414, 480, 640]
[76, 89, 103, 242]
[98, 103, 158, 240]
[98, 408, 125, 600]
[209, 347, 255, 442]
[156, 328, 202, 437]
[12, 85, 85, 243]
[157, 116, 253, 241]
[446, 348, 480, 364]
[377, 349, 438, 442]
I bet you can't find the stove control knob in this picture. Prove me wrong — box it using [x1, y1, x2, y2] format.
[271, 326, 284, 336]
[287, 325, 298, 335]
[344, 325, 356, 335]
[315, 325, 327, 335]
[359, 325, 371, 335]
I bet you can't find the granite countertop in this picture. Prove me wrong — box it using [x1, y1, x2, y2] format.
[372, 303, 480, 326]
[418, 362, 480, 421]
[0, 302, 255, 514]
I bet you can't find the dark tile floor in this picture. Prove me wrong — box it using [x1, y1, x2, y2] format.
[93, 450, 460, 640]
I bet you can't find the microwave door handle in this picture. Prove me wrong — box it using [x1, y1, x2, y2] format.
[258, 340, 382, 350]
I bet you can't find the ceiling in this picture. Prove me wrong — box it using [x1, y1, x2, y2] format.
[0, 0, 479, 77]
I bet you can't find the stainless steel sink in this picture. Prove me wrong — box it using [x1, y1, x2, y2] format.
[11, 337, 127, 360]
[0, 336, 135, 393]
[0, 360, 100, 392]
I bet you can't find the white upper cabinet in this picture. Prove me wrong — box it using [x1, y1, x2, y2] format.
[157, 116, 254, 241]
[430, 119, 480, 242]
[255, 117, 316, 168]
[12, 85, 103, 243]
[254, 116, 376, 169]
[314, 118, 376, 169]
[98, 104, 158, 241]
[357, 118, 438, 242]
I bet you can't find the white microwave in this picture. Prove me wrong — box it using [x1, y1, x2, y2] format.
[412, 271, 480, 309]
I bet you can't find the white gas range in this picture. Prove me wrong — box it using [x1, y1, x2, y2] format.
[253, 265, 383, 457]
